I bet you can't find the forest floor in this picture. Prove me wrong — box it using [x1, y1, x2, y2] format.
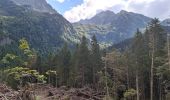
[0, 83, 19, 100]
[0, 83, 106, 100]
[34, 84, 105, 100]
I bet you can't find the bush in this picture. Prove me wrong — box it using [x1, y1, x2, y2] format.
[4, 67, 46, 89]
[124, 88, 136, 99]
[46, 70, 57, 86]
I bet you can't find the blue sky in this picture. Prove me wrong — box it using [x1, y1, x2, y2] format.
[46, 0, 170, 23]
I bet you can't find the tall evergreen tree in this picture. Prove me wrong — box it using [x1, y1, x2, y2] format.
[91, 35, 103, 84]
[131, 29, 143, 100]
[147, 18, 165, 100]
[58, 43, 71, 86]
[33, 54, 42, 73]
[70, 44, 79, 87]
[77, 36, 91, 86]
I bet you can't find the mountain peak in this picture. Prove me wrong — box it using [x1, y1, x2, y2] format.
[75, 10, 152, 46]
[78, 10, 115, 25]
[97, 10, 115, 15]
[118, 10, 129, 14]
[10, 0, 56, 14]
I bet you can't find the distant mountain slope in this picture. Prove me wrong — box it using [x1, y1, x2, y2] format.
[10, 0, 56, 14]
[0, 0, 76, 55]
[79, 10, 116, 25]
[161, 19, 170, 33]
[161, 18, 170, 26]
[74, 10, 152, 47]
[108, 18, 170, 51]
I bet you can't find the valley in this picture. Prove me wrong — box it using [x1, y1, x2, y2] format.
[0, 0, 170, 100]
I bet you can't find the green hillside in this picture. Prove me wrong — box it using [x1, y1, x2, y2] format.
[0, 0, 76, 56]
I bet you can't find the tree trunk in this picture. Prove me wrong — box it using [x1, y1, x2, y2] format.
[150, 32, 155, 100]
[48, 76, 50, 84]
[150, 44, 154, 100]
[167, 33, 170, 69]
[56, 75, 58, 87]
[159, 76, 162, 100]
[136, 61, 140, 100]
[127, 65, 130, 89]
[93, 66, 95, 85]
[104, 58, 109, 98]
[82, 65, 85, 87]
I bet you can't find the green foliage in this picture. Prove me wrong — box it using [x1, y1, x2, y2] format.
[98, 71, 113, 89]
[1, 53, 23, 68]
[46, 70, 57, 75]
[91, 35, 103, 83]
[76, 36, 92, 85]
[46, 70, 57, 86]
[157, 63, 170, 81]
[19, 38, 30, 50]
[1, 38, 36, 68]
[148, 18, 165, 53]
[4, 67, 46, 89]
[1, 53, 17, 64]
[56, 43, 71, 86]
[0, 0, 76, 56]
[124, 89, 136, 98]
[19, 38, 35, 58]
[123, 19, 167, 100]
[19, 38, 37, 67]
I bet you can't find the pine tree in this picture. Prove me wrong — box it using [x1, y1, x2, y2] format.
[58, 43, 71, 86]
[77, 36, 91, 86]
[33, 55, 42, 73]
[70, 44, 79, 87]
[132, 29, 143, 100]
[147, 18, 165, 100]
[91, 35, 102, 85]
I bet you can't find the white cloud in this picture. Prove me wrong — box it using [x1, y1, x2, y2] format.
[64, 0, 126, 22]
[63, 0, 170, 22]
[56, 0, 65, 3]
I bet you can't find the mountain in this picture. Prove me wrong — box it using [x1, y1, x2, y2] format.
[0, 0, 76, 56]
[79, 10, 116, 25]
[161, 18, 170, 26]
[74, 10, 152, 47]
[0, 0, 162, 56]
[10, 0, 56, 14]
[110, 20, 170, 51]
[161, 19, 170, 34]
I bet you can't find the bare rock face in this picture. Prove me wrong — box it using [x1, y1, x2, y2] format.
[10, 0, 56, 14]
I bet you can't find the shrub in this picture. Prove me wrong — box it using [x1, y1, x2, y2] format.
[4, 67, 46, 89]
